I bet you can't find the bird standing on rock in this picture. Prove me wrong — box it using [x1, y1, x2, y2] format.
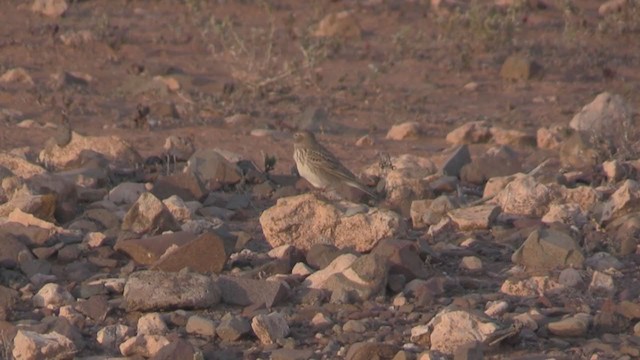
[293, 130, 377, 199]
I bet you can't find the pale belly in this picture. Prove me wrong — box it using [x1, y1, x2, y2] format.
[296, 162, 330, 189]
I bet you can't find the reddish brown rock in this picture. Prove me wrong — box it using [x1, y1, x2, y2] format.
[152, 231, 230, 274]
[115, 231, 197, 266]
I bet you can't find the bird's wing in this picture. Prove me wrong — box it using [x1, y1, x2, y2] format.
[306, 145, 359, 182]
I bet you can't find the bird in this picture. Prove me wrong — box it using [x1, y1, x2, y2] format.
[293, 130, 377, 199]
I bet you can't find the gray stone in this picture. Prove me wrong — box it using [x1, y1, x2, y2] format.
[216, 313, 251, 341]
[123, 270, 221, 311]
[217, 276, 289, 308]
[121, 192, 181, 235]
[512, 228, 584, 272]
[441, 145, 471, 177]
[187, 149, 242, 188]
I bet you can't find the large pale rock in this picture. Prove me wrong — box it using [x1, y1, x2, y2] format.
[39, 132, 142, 170]
[321, 253, 389, 301]
[119, 334, 169, 358]
[386, 121, 421, 140]
[251, 312, 290, 345]
[12, 330, 76, 360]
[446, 121, 492, 145]
[31, 0, 68, 17]
[260, 194, 405, 252]
[186, 149, 241, 188]
[121, 192, 181, 235]
[418, 309, 499, 355]
[512, 228, 584, 272]
[304, 253, 358, 289]
[569, 92, 632, 134]
[0, 152, 47, 179]
[0, 187, 56, 221]
[493, 175, 554, 217]
[123, 270, 221, 311]
[601, 180, 640, 222]
[313, 11, 362, 39]
[32, 283, 74, 310]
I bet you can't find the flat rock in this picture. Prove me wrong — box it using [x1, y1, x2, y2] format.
[512, 228, 584, 272]
[346, 342, 397, 360]
[548, 313, 591, 337]
[217, 276, 289, 308]
[123, 270, 221, 311]
[39, 132, 142, 170]
[151, 173, 206, 202]
[260, 193, 405, 252]
[448, 204, 500, 231]
[121, 192, 181, 235]
[12, 330, 76, 360]
[115, 231, 197, 266]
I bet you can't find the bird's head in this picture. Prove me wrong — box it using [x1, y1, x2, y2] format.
[293, 130, 316, 145]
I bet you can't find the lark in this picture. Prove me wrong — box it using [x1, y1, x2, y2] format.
[293, 130, 376, 199]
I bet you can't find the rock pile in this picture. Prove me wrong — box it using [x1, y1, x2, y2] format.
[2, 91, 640, 359]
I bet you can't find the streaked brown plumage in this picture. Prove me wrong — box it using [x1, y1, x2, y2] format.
[293, 130, 376, 198]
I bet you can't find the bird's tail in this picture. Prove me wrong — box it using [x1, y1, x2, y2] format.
[347, 181, 378, 200]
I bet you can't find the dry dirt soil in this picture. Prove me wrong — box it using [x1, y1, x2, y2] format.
[1, 0, 639, 173]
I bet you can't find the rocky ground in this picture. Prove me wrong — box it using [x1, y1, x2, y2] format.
[1, 0, 640, 359]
